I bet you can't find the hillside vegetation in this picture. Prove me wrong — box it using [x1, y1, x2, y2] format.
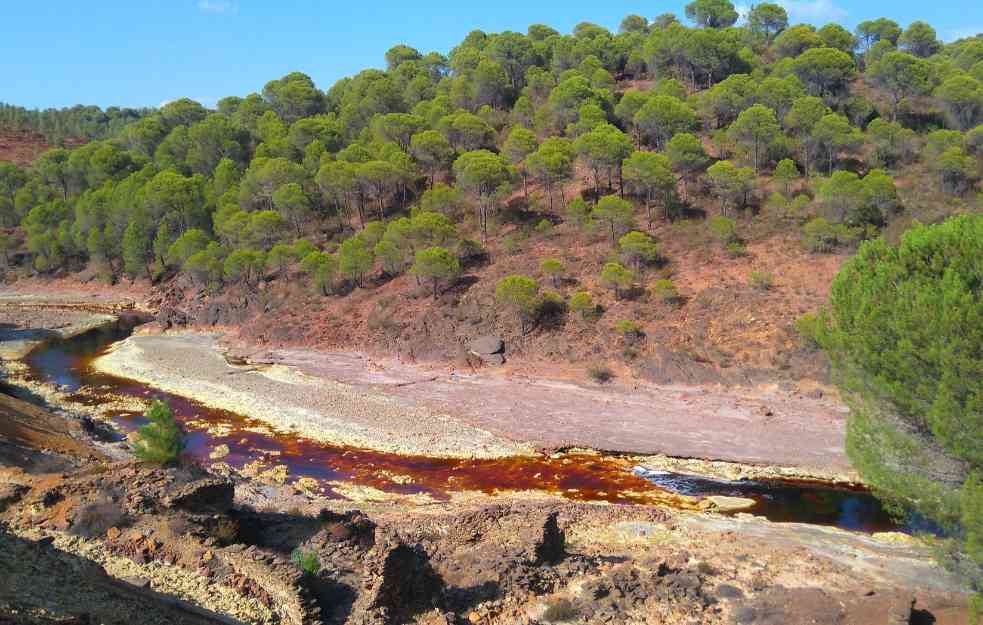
[0, 4, 981, 384]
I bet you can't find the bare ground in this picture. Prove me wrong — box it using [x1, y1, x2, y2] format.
[104, 330, 853, 475]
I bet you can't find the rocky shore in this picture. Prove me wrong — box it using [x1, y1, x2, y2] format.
[0, 301, 118, 359]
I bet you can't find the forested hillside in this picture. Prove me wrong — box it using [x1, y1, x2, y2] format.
[0, 3, 981, 375]
[0, 102, 151, 145]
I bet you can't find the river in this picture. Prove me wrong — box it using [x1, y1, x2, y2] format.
[10, 317, 900, 532]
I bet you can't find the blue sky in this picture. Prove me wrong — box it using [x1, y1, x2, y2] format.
[2, 1, 980, 110]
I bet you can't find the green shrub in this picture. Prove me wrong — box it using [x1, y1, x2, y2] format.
[748, 271, 774, 290]
[801, 217, 860, 253]
[496, 275, 541, 332]
[569, 291, 595, 320]
[540, 258, 565, 287]
[725, 241, 747, 257]
[599, 262, 635, 299]
[501, 234, 520, 255]
[651, 279, 681, 304]
[614, 319, 644, 343]
[822, 215, 983, 605]
[133, 401, 185, 466]
[291, 548, 321, 576]
[708, 215, 738, 244]
[535, 218, 555, 237]
[588, 364, 614, 384]
[565, 197, 592, 228]
[794, 312, 823, 347]
[538, 290, 567, 321]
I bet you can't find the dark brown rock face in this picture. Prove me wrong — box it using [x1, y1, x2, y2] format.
[352, 536, 446, 625]
[163, 478, 234, 514]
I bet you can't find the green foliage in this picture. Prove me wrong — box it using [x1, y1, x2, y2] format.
[651, 279, 682, 304]
[800, 217, 859, 253]
[338, 235, 374, 286]
[291, 548, 322, 577]
[495, 275, 541, 331]
[165, 228, 210, 268]
[728, 104, 780, 172]
[564, 197, 592, 228]
[685, 0, 738, 28]
[453, 149, 512, 239]
[534, 218, 554, 237]
[592, 195, 636, 244]
[794, 312, 822, 347]
[748, 270, 774, 290]
[747, 3, 788, 43]
[613, 319, 644, 341]
[133, 401, 185, 466]
[634, 96, 699, 149]
[569, 291, 595, 319]
[773, 158, 799, 195]
[791, 47, 857, 100]
[223, 249, 266, 285]
[822, 215, 983, 599]
[599, 262, 634, 298]
[618, 231, 660, 270]
[708, 215, 738, 244]
[411, 246, 461, 299]
[705, 161, 753, 214]
[540, 258, 565, 286]
[622, 151, 675, 224]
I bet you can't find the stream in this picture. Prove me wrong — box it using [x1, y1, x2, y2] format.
[9, 318, 900, 533]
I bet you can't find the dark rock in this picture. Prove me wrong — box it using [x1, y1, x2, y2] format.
[0, 483, 28, 513]
[469, 335, 504, 355]
[163, 478, 234, 513]
[352, 537, 446, 625]
[716, 584, 744, 599]
[157, 306, 188, 328]
[533, 512, 565, 566]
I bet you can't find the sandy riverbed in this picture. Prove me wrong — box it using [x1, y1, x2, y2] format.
[249, 346, 856, 476]
[91, 329, 857, 477]
[93, 333, 532, 459]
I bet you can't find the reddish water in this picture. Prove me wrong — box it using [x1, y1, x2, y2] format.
[17, 321, 901, 532]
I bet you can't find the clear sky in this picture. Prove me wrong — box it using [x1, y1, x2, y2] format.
[2, 1, 980, 110]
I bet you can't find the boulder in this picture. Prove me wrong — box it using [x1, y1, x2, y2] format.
[700, 496, 757, 513]
[469, 335, 504, 355]
[209, 444, 230, 460]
